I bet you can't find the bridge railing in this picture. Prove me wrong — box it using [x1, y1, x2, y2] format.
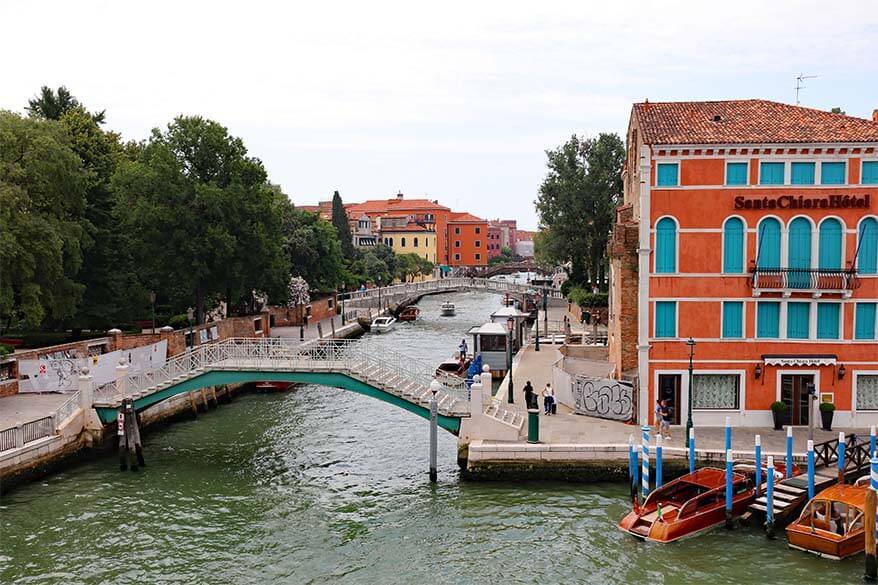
[344, 277, 563, 305]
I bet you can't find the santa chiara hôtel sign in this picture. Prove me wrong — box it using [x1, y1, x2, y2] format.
[734, 194, 872, 210]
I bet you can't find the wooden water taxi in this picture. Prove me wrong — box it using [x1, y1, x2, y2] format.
[370, 316, 397, 333]
[398, 306, 419, 321]
[786, 481, 868, 560]
[440, 302, 456, 316]
[435, 356, 470, 382]
[619, 463, 797, 543]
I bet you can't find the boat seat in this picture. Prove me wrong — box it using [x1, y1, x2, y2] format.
[641, 504, 679, 522]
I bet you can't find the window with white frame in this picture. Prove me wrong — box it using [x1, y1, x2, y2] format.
[856, 375, 878, 410]
[692, 373, 740, 410]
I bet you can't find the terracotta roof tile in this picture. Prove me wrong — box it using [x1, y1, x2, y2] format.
[448, 212, 485, 222]
[633, 99, 878, 145]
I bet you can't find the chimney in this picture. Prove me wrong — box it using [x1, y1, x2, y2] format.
[873, 109, 878, 122]
[397, 191, 404, 199]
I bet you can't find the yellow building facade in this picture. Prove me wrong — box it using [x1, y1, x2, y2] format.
[380, 228, 437, 263]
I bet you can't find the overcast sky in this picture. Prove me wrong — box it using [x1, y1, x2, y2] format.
[2, 1, 877, 230]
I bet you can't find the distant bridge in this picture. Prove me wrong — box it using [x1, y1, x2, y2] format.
[93, 338, 471, 434]
[481, 260, 557, 279]
[345, 277, 563, 309]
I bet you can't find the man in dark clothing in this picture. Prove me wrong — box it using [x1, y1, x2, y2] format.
[523, 381, 536, 410]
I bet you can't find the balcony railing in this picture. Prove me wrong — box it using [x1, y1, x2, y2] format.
[750, 268, 859, 293]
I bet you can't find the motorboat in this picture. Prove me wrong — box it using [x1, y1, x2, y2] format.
[619, 463, 797, 543]
[786, 480, 868, 560]
[435, 356, 471, 383]
[441, 302, 456, 316]
[370, 316, 397, 333]
[398, 306, 419, 322]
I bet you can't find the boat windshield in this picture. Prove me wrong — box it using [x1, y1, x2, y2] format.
[799, 500, 862, 536]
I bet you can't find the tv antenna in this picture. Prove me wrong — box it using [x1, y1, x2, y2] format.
[795, 73, 818, 105]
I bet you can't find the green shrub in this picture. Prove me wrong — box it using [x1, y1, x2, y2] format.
[567, 285, 608, 308]
[168, 314, 191, 330]
[770, 401, 788, 413]
[560, 280, 573, 297]
[819, 402, 835, 413]
[0, 344, 13, 358]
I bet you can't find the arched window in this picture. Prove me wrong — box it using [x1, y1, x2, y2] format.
[756, 218, 781, 269]
[859, 218, 878, 274]
[788, 217, 812, 288]
[655, 217, 677, 273]
[818, 218, 843, 270]
[389, 237, 393, 247]
[401, 237, 406, 247]
[414, 237, 419, 248]
[723, 217, 744, 273]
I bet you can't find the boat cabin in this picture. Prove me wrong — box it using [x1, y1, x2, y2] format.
[786, 484, 867, 560]
[468, 322, 511, 376]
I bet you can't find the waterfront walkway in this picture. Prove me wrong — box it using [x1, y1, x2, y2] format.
[0, 393, 68, 429]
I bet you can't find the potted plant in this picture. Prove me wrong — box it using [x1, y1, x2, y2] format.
[770, 401, 788, 430]
[819, 402, 835, 431]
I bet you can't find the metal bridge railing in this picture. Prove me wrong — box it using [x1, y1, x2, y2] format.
[344, 277, 563, 306]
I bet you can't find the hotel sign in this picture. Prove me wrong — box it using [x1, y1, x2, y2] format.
[734, 194, 871, 210]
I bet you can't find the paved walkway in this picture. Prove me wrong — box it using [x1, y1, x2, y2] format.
[0, 393, 69, 429]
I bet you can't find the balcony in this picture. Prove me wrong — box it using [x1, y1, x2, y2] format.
[750, 268, 859, 297]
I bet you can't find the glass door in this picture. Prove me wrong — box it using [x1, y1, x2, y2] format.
[658, 374, 681, 425]
[780, 374, 813, 425]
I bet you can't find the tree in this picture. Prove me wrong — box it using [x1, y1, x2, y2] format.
[26, 86, 106, 124]
[0, 112, 88, 329]
[331, 190, 355, 259]
[830, 107, 846, 115]
[534, 133, 624, 288]
[282, 205, 347, 292]
[488, 245, 520, 266]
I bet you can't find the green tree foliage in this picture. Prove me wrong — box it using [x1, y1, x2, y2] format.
[27, 86, 106, 124]
[282, 205, 346, 292]
[394, 253, 434, 282]
[488, 245, 520, 266]
[0, 112, 88, 329]
[830, 107, 846, 115]
[113, 116, 288, 324]
[535, 133, 624, 288]
[331, 190, 355, 259]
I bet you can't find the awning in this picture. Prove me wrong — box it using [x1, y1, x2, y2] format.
[762, 355, 837, 367]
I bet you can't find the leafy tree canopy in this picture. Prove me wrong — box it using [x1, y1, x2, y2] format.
[282, 206, 347, 293]
[331, 190, 355, 259]
[27, 86, 106, 125]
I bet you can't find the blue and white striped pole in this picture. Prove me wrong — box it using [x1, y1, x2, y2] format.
[870, 457, 878, 578]
[766, 455, 776, 538]
[656, 434, 664, 489]
[786, 426, 794, 479]
[838, 431, 846, 484]
[754, 435, 762, 496]
[628, 434, 638, 502]
[641, 425, 650, 499]
[688, 427, 695, 474]
[807, 439, 815, 500]
[725, 416, 732, 452]
[725, 448, 734, 528]
[871, 425, 876, 458]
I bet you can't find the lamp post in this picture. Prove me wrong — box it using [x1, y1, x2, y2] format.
[542, 286, 548, 334]
[429, 379, 440, 483]
[686, 337, 696, 448]
[341, 282, 347, 325]
[506, 316, 515, 404]
[534, 291, 540, 352]
[149, 290, 156, 334]
[377, 276, 383, 314]
[805, 381, 816, 442]
[186, 306, 195, 351]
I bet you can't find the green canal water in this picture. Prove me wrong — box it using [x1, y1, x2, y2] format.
[0, 292, 864, 584]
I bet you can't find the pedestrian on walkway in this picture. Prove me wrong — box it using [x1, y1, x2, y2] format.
[458, 338, 468, 359]
[659, 399, 673, 439]
[523, 381, 535, 410]
[654, 399, 663, 436]
[542, 383, 555, 415]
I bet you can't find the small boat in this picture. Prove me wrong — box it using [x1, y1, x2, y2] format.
[435, 356, 471, 382]
[786, 481, 868, 560]
[441, 302, 456, 316]
[398, 306, 419, 322]
[370, 316, 397, 333]
[619, 463, 797, 543]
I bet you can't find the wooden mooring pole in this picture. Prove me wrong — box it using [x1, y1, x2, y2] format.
[118, 398, 144, 471]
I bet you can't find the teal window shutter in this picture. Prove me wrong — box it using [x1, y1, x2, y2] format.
[655, 302, 676, 338]
[657, 163, 679, 186]
[726, 162, 748, 185]
[723, 218, 744, 273]
[788, 218, 812, 288]
[821, 162, 846, 185]
[856, 303, 877, 340]
[655, 218, 677, 273]
[722, 302, 743, 338]
[757, 218, 781, 269]
[816, 304, 840, 339]
[863, 161, 878, 185]
[859, 218, 878, 274]
[818, 218, 843, 270]
[760, 162, 785, 185]
[787, 302, 810, 339]
[791, 162, 815, 185]
[757, 302, 780, 338]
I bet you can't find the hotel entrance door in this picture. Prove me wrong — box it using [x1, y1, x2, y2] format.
[657, 374, 682, 425]
[780, 374, 814, 426]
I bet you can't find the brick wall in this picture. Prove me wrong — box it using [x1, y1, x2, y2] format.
[275, 295, 338, 326]
[608, 204, 640, 377]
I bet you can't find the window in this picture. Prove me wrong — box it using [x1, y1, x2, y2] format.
[857, 375, 878, 410]
[858, 218, 878, 274]
[424, 237, 429, 246]
[454, 240, 461, 248]
[816, 303, 840, 339]
[791, 162, 815, 185]
[401, 237, 406, 247]
[856, 303, 876, 340]
[787, 302, 810, 339]
[480, 334, 507, 352]
[726, 162, 748, 185]
[389, 237, 394, 246]
[475, 253, 481, 261]
[454, 253, 461, 261]
[656, 163, 679, 186]
[788, 218, 812, 287]
[253, 318, 263, 334]
[723, 217, 744, 273]
[760, 162, 785, 185]
[818, 218, 843, 270]
[692, 374, 740, 410]
[756, 218, 781, 269]
[654, 301, 676, 338]
[821, 162, 846, 185]
[864, 161, 878, 185]
[655, 217, 677, 273]
[722, 302, 743, 338]
[475, 240, 481, 248]
[757, 302, 780, 338]
[475, 227, 481, 234]
[455, 227, 461, 235]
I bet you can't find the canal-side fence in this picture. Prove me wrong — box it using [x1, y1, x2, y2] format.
[0, 390, 83, 453]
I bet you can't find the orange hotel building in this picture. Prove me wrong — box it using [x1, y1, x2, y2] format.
[609, 99, 878, 428]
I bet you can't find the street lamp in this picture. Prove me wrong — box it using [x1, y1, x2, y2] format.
[428, 379, 440, 483]
[805, 381, 817, 442]
[506, 316, 515, 404]
[341, 282, 347, 325]
[186, 306, 195, 351]
[685, 337, 696, 447]
[533, 291, 540, 352]
[149, 290, 156, 334]
[377, 276, 383, 314]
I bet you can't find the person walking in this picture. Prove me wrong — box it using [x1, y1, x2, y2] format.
[654, 399, 663, 436]
[659, 399, 673, 440]
[523, 381, 535, 410]
[542, 383, 555, 415]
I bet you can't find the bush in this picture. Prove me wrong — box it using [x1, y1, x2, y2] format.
[567, 285, 608, 308]
[0, 344, 13, 358]
[770, 401, 788, 413]
[168, 314, 191, 330]
[560, 280, 573, 297]
[819, 402, 835, 413]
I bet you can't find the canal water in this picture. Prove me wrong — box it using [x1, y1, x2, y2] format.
[0, 291, 863, 584]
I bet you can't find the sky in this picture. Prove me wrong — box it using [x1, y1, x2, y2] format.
[2, 1, 877, 230]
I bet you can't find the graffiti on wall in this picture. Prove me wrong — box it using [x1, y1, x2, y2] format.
[572, 376, 633, 421]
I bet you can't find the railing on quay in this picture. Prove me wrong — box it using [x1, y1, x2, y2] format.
[750, 268, 859, 292]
